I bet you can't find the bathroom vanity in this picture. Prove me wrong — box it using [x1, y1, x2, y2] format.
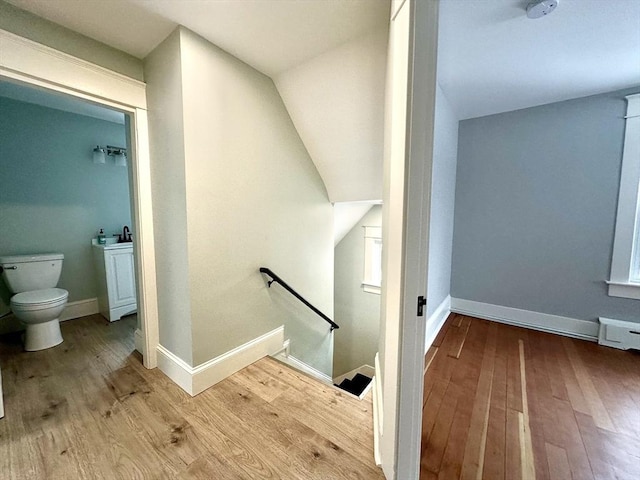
[92, 239, 137, 321]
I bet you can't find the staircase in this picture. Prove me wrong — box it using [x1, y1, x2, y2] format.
[336, 372, 373, 397]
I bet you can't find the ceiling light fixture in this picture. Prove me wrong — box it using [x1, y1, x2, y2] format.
[526, 0, 559, 19]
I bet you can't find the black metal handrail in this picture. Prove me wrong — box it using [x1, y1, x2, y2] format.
[260, 267, 339, 331]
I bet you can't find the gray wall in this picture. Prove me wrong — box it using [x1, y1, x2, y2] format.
[451, 87, 640, 323]
[0, 96, 131, 313]
[426, 85, 458, 319]
[0, 0, 143, 81]
[334, 205, 382, 377]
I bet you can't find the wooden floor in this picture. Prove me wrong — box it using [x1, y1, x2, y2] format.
[0, 314, 383, 479]
[421, 314, 640, 480]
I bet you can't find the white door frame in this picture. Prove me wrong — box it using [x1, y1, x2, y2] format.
[0, 30, 160, 368]
[378, 0, 439, 478]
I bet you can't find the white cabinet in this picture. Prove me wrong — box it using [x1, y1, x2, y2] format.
[92, 241, 137, 321]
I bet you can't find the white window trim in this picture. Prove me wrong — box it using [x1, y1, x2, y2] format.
[608, 93, 640, 300]
[363, 226, 382, 295]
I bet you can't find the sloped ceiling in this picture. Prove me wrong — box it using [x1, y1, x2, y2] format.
[275, 27, 388, 203]
[5, 0, 390, 77]
[6, 0, 391, 203]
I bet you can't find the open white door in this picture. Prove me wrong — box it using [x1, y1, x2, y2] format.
[376, 1, 439, 478]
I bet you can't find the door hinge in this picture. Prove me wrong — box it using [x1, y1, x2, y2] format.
[417, 295, 427, 317]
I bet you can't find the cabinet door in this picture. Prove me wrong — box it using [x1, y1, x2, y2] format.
[106, 250, 137, 308]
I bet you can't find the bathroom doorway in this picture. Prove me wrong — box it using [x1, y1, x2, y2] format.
[0, 31, 159, 369]
[0, 78, 142, 352]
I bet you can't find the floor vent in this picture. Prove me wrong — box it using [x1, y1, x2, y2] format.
[598, 317, 640, 350]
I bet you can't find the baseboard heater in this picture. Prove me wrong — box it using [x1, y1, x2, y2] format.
[598, 317, 640, 350]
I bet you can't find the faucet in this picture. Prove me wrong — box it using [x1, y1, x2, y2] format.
[122, 225, 132, 243]
[114, 226, 132, 243]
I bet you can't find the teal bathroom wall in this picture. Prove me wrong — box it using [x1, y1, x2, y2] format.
[0, 96, 131, 313]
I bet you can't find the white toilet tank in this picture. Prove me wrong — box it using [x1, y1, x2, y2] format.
[0, 253, 64, 293]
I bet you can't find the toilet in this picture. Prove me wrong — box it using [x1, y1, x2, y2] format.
[0, 253, 68, 351]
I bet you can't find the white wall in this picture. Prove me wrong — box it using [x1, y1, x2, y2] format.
[144, 30, 194, 365]
[334, 202, 376, 246]
[334, 205, 382, 377]
[274, 27, 388, 203]
[146, 28, 335, 374]
[426, 85, 458, 319]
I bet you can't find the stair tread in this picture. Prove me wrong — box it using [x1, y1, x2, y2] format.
[336, 374, 372, 397]
[338, 379, 353, 389]
[351, 373, 372, 390]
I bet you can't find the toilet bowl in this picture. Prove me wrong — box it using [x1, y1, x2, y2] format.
[0, 253, 68, 351]
[10, 287, 68, 351]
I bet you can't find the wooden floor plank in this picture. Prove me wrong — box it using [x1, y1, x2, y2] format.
[576, 411, 640, 478]
[424, 346, 438, 376]
[459, 322, 497, 480]
[448, 316, 472, 359]
[544, 442, 572, 480]
[421, 376, 451, 443]
[422, 315, 640, 480]
[420, 382, 460, 475]
[505, 408, 523, 480]
[482, 327, 508, 480]
[0, 315, 383, 479]
[562, 337, 616, 432]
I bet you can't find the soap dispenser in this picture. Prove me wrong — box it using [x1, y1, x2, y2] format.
[98, 228, 106, 245]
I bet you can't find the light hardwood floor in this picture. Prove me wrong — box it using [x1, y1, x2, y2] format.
[0, 314, 383, 479]
[421, 314, 640, 480]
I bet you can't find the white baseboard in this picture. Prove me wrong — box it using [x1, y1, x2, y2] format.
[450, 298, 599, 341]
[157, 326, 285, 396]
[61, 297, 99, 321]
[156, 344, 193, 394]
[372, 352, 382, 466]
[134, 328, 143, 354]
[425, 294, 451, 354]
[0, 297, 99, 334]
[273, 350, 333, 384]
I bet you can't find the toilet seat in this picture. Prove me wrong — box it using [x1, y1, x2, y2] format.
[11, 288, 68, 310]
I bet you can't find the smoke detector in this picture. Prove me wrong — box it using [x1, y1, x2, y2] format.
[526, 0, 559, 19]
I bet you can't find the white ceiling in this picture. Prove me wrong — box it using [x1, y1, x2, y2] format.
[5, 0, 176, 59]
[6, 0, 389, 77]
[10, 0, 638, 120]
[438, 0, 640, 119]
[5, 0, 391, 204]
[7, 0, 638, 203]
